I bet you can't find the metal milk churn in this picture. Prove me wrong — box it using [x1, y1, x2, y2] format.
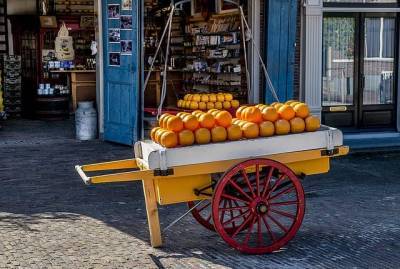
[75, 101, 97, 140]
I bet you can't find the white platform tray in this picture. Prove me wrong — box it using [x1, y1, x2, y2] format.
[134, 126, 343, 170]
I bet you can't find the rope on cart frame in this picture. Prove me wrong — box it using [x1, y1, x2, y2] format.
[240, 9, 251, 98]
[158, 5, 175, 118]
[143, 5, 175, 95]
[164, 199, 207, 231]
[143, 1, 281, 119]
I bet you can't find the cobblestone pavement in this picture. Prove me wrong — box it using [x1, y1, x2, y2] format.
[0, 119, 399, 269]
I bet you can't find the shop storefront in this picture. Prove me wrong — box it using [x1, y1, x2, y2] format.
[1, 0, 299, 145]
[99, 0, 299, 145]
[3, 1, 98, 119]
[302, 0, 400, 132]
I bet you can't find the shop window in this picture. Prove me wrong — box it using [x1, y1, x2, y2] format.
[365, 17, 395, 59]
[365, 18, 380, 58]
[322, 17, 355, 106]
[363, 17, 395, 105]
[382, 18, 395, 58]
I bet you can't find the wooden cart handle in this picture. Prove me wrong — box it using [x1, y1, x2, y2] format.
[75, 159, 153, 185]
[75, 165, 91, 185]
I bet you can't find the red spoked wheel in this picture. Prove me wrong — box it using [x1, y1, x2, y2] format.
[188, 199, 251, 234]
[188, 200, 215, 232]
[212, 158, 305, 254]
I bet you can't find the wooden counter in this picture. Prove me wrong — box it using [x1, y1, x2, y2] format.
[51, 70, 96, 111]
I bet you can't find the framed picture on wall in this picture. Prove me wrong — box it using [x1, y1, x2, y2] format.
[217, 0, 239, 14]
[121, 0, 132, 11]
[121, 40, 132, 55]
[108, 4, 120, 19]
[108, 28, 121, 43]
[109, 53, 121, 66]
[120, 15, 132, 30]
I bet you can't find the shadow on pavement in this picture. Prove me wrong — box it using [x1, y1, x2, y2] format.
[1, 119, 400, 268]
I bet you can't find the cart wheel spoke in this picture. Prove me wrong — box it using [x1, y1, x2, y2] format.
[212, 158, 305, 254]
[261, 167, 274, 198]
[267, 213, 288, 233]
[231, 212, 254, 238]
[197, 201, 211, 212]
[232, 200, 249, 224]
[220, 199, 228, 224]
[255, 164, 260, 196]
[228, 200, 236, 229]
[222, 209, 250, 227]
[265, 175, 287, 200]
[269, 208, 296, 219]
[187, 200, 215, 232]
[227, 179, 253, 202]
[220, 205, 248, 211]
[221, 193, 250, 205]
[257, 216, 263, 246]
[262, 214, 276, 243]
[243, 214, 257, 245]
[268, 186, 296, 201]
[240, 169, 256, 198]
[269, 200, 299, 206]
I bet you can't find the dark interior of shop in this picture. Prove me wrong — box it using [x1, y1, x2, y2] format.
[1, 0, 96, 120]
[143, 0, 247, 133]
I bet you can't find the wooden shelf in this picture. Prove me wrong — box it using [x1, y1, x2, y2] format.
[191, 31, 240, 36]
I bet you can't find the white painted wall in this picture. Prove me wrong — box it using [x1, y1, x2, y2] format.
[303, 0, 323, 118]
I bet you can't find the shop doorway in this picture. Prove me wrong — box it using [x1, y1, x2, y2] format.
[102, 0, 140, 144]
[322, 13, 398, 129]
[141, 1, 248, 137]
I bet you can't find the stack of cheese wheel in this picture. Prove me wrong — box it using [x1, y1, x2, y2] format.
[177, 93, 240, 111]
[151, 109, 243, 148]
[233, 100, 320, 139]
[151, 100, 321, 148]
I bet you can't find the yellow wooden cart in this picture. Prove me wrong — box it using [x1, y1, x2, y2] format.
[75, 126, 348, 254]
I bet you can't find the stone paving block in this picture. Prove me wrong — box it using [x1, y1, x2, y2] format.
[0, 119, 400, 268]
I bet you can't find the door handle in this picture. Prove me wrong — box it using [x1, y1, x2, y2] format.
[360, 75, 365, 89]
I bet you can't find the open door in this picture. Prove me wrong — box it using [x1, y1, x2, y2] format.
[265, 0, 298, 102]
[102, 0, 140, 145]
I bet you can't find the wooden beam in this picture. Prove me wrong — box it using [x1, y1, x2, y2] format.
[142, 178, 162, 248]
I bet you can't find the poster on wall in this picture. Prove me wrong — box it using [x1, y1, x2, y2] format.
[109, 53, 121, 66]
[120, 15, 132, 30]
[121, 40, 132, 55]
[108, 4, 120, 19]
[121, 0, 132, 11]
[109, 28, 121, 43]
